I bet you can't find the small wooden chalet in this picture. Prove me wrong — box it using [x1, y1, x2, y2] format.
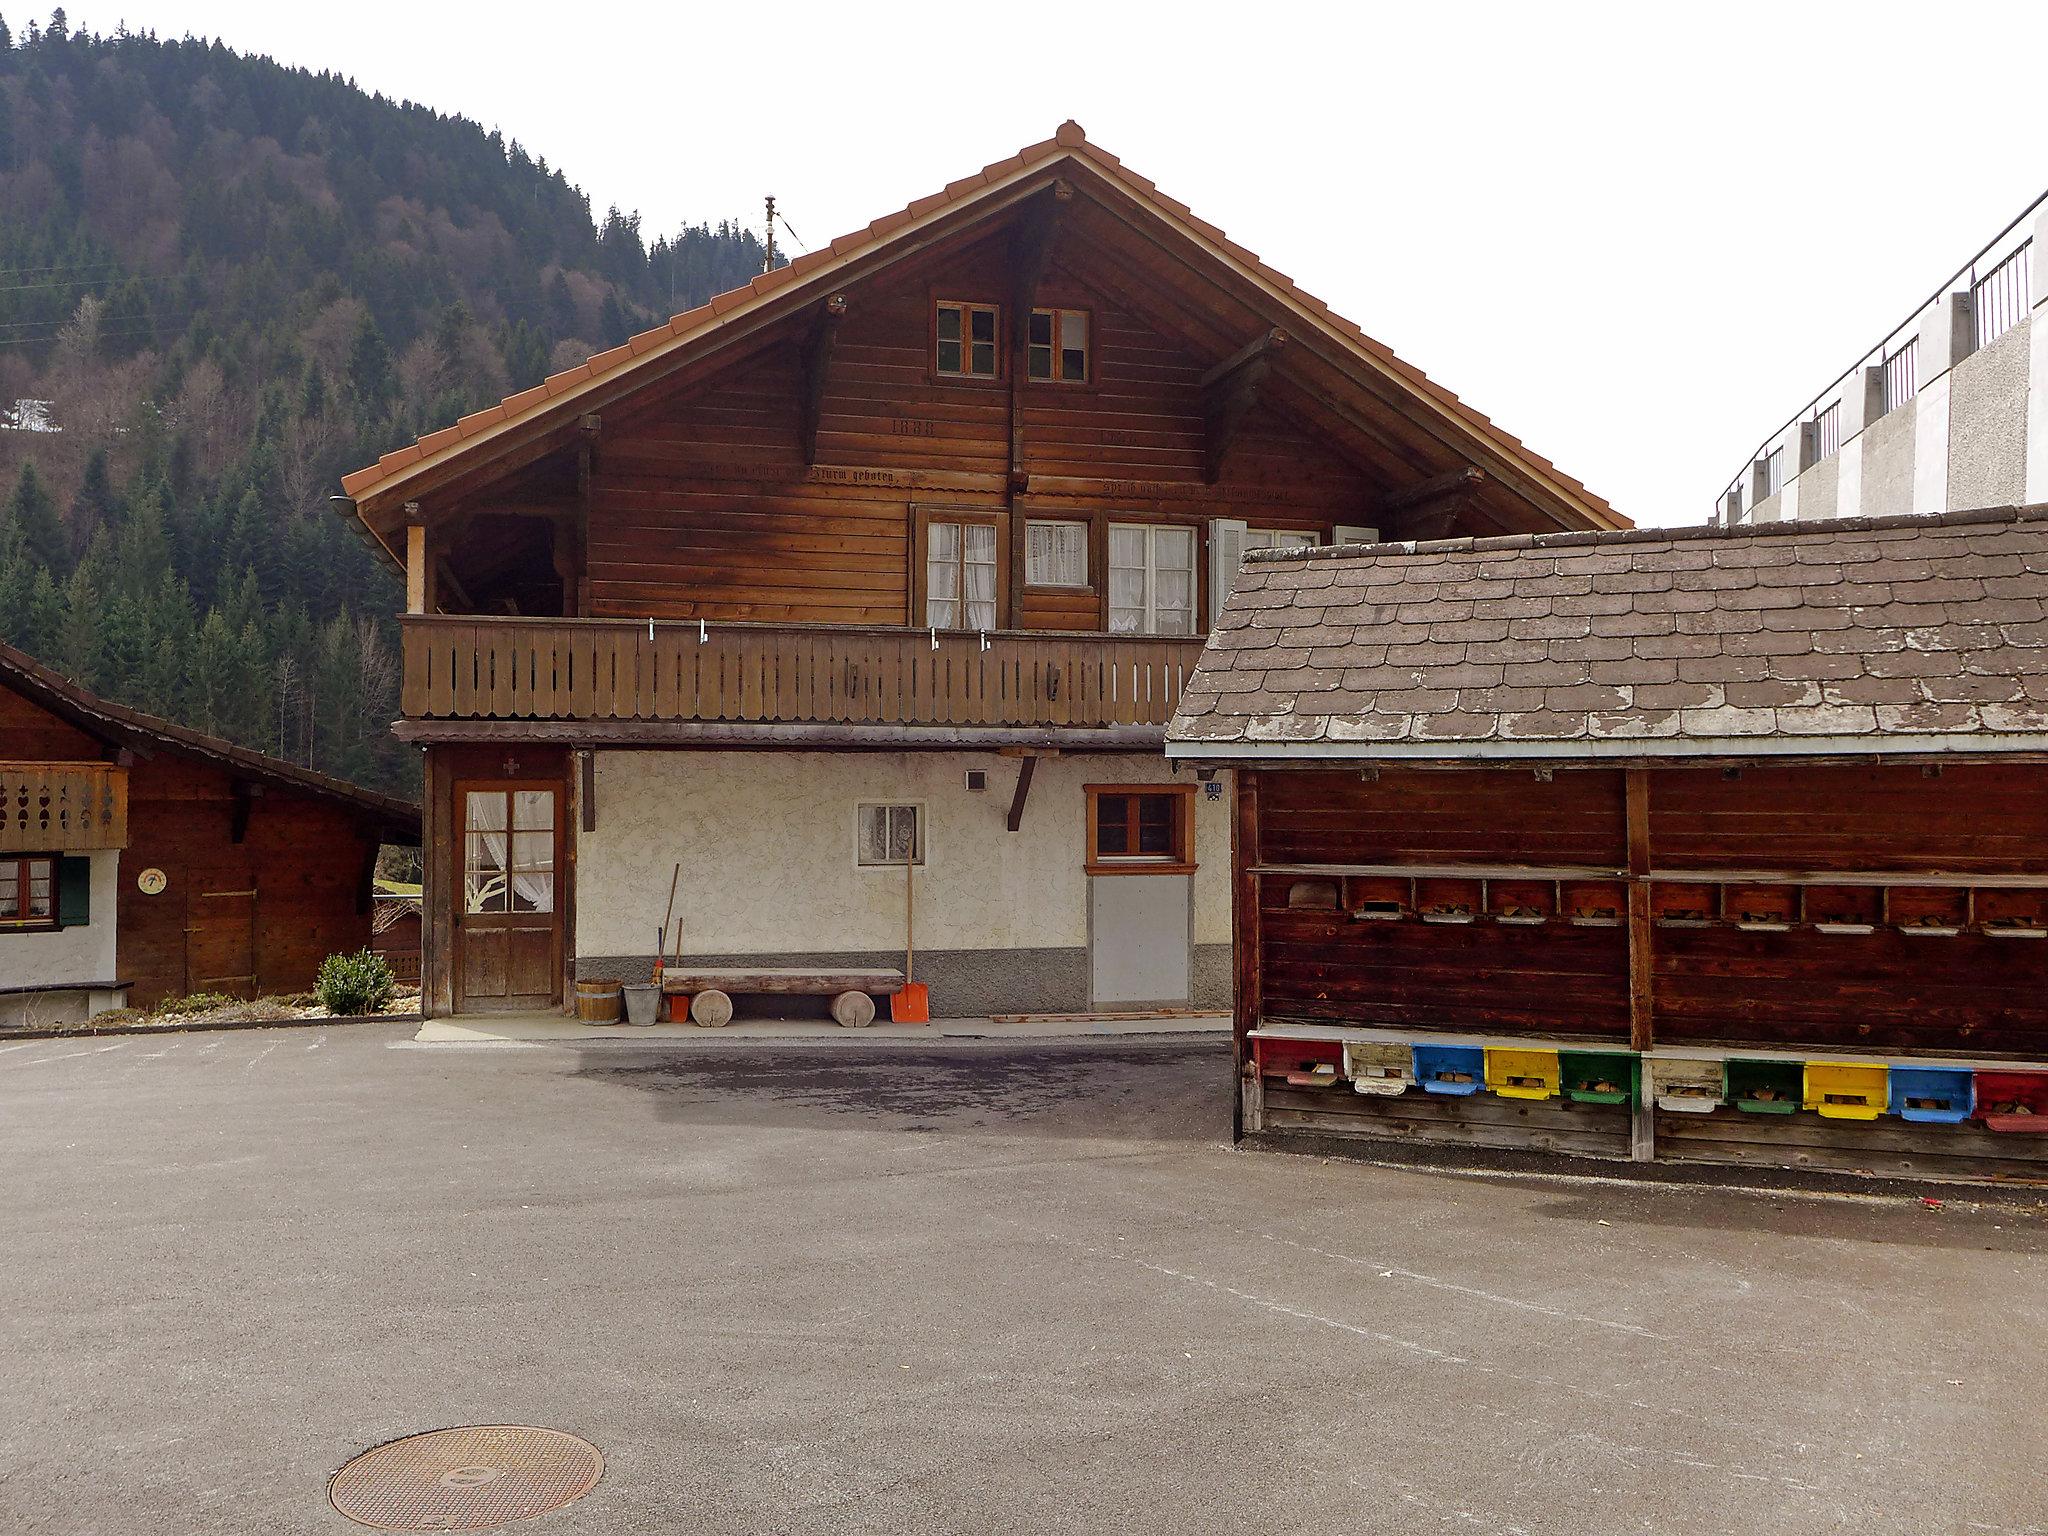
[1170, 505, 2048, 1181]
[335, 122, 1623, 1021]
[0, 643, 419, 1021]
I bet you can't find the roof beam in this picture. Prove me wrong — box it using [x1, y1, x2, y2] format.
[1203, 330, 1285, 484]
[798, 294, 847, 466]
[1378, 466, 1486, 516]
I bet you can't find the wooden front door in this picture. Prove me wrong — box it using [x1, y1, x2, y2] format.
[455, 783, 561, 1012]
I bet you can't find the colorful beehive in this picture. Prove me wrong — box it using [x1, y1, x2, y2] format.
[1803, 1061, 1888, 1120]
[1974, 1071, 2048, 1134]
[1485, 1046, 1561, 1100]
[1561, 1050, 1638, 1105]
[1650, 1057, 1725, 1113]
[1256, 1037, 1343, 1087]
[1726, 1058, 1801, 1114]
[1413, 1043, 1484, 1096]
[1342, 1040, 1413, 1096]
[1887, 1067, 1973, 1125]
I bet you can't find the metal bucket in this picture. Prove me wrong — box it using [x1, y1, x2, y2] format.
[621, 983, 660, 1026]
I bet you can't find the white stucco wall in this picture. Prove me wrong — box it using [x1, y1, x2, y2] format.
[575, 750, 1231, 958]
[0, 849, 119, 988]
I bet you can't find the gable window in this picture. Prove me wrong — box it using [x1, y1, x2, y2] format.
[1086, 785, 1194, 874]
[0, 855, 56, 927]
[936, 301, 999, 378]
[1108, 523, 1195, 635]
[857, 804, 923, 867]
[1244, 528, 1319, 555]
[1027, 308, 1089, 382]
[925, 518, 999, 630]
[1024, 520, 1089, 588]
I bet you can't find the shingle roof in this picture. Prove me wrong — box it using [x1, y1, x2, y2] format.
[1168, 505, 2048, 760]
[339, 121, 1621, 533]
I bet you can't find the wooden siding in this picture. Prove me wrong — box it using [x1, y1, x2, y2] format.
[577, 238, 1377, 630]
[400, 616, 1200, 730]
[116, 755, 381, 1007]
[1247, 763, 2048, 1059]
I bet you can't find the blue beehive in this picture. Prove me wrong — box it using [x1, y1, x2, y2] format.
[1888, 1067, 1973, 1125]
[1413, 1043, 1484, 1096]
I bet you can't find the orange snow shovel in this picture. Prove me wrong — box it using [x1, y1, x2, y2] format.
[890, 850, 928, 1023]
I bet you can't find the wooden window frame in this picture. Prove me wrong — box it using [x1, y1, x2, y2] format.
[932, 298, 1003, 382]
[453, 781, 563, 920]
[1084, 784, 1196, 876]
[910, 504, 1008, 630]
[855, 802, 925, 869]
[0, 853, 58, 930]
[1025, 306, 1093, 385]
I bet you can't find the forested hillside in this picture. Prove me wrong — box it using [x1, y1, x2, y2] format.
[0, 11, 771, 793]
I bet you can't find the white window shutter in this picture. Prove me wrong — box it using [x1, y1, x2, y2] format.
[1207, 517, 1249, 627]
[1332, 524, 1380, 547]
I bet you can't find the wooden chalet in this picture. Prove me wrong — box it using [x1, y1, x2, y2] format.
[1170, 504, 2048, 1182]
[336, 121, 1623, 1020]
[0, 642, 419, 1021]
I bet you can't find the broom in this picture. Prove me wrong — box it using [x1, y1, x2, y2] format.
[890, 846, 929, 1023]
[655, 862, 679, 1019]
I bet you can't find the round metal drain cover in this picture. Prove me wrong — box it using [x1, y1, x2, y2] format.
[329, 1425, 603, 1531]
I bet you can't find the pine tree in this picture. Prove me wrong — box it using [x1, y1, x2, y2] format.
[347, 312, 394, 406]
[6, 464, 69, 574]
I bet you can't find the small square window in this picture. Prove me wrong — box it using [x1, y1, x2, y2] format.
[1027, 308, 1089, 382]
[936, 301, 999, 378]
[1, 854, 57, 925]
[858, 804, 923, 866]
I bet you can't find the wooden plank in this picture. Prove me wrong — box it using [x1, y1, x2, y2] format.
[660, 967, 904, 995]
[1626, 767, 1653, 1054]
[1234, 768, 1263, 1141]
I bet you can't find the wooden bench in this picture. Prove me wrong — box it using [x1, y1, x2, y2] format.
[659, 967, 905, 1028]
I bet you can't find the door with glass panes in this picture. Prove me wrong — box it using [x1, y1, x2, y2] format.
[455, 783, 560, 1012]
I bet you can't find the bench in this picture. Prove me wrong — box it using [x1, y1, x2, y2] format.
[659, 967, 905, 1028]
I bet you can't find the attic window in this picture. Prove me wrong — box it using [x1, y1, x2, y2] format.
[937, 301, 999, 378]
[1027, 308, 1089, 382]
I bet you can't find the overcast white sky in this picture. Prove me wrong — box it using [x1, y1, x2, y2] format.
[53, 1, 2048, 525]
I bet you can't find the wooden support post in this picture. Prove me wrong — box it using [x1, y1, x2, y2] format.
[404, 514, 427, 615]
[798, 294, 847, 466]
[1005, 753, 1037, 832]
[1201, 329, 1285, 484]
[575, 414, 600, 616]
[420, 747, 454, 1019]
[1232, 768, 1264, 1142]
[1624, 767, 1656, 1160]
[579, 749, 596, 833]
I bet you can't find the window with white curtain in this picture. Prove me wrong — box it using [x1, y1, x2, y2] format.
[1024, 520, 1088, 587]
[857, 804, 922, 866]
[1108, 523, 1196, 635]
[925, 520, 998, 629]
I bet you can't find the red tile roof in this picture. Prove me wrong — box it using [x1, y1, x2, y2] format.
[339, 122, 1624, 530]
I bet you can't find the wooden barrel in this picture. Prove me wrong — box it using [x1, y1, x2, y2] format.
[574, 978, 622, 1023]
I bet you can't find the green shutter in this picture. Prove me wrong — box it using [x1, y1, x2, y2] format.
[56, 856, 91, 928]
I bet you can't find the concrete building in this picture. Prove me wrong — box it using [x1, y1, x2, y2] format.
[1719, 193, 2048, 525]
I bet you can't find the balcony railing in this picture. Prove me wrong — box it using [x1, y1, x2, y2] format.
[400, 617, 1204, 732]
[1, 762, 128, 851]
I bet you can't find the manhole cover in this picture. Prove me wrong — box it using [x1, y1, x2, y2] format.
[329, 1425, 603, 1531]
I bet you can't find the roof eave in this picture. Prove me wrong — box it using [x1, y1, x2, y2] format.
[1165, 731, 2048, 764]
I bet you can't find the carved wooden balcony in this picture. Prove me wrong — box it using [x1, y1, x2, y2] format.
[1, 762, 128, 851]
[397, 617, 1203, 743]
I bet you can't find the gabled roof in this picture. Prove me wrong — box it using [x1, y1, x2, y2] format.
[0, 642, 421, 840]
[1168, 504, 2048, 762]
[339, 121, 1624, 536]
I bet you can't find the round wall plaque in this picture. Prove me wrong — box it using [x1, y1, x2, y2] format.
[136, 867, 168, 895]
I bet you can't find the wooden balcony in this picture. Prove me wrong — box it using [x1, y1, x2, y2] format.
[398, 616, 1205, 743]
[1, 762, 128, 851]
